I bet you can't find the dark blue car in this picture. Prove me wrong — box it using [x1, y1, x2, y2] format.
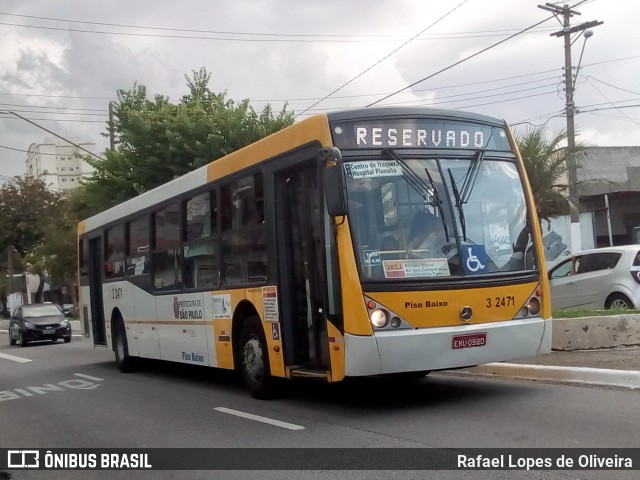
[9, 303, 72, 347]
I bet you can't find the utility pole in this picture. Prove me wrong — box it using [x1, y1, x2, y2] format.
[108, 101, 116, 151]
[538, 3, 602, 253]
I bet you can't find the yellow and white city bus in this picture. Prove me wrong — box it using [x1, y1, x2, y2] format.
[78, 108, 551, 397]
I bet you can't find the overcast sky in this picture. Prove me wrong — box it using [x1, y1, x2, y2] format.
[1, 0, 638, 181]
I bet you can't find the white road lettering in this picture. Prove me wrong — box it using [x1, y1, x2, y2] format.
[0, 352, 32, 363]
[0, 373, 102, 402]
[214, 407, 305, 430]
[74, 373, 105, 381]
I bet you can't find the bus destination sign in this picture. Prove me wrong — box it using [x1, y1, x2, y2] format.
[331, 119, 509, 151]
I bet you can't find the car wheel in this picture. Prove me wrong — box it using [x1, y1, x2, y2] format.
[238, 316, 274, 399]
[19, 331, 28, 347]
[64, 335, 71, 343]
[9, 329, 16, 346]
[606, 293, 633, 310]
[113, 318, 135, 373]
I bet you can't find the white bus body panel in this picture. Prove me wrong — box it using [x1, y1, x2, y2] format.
[96, 282, 219, 368]
[344, 317, 551, 376]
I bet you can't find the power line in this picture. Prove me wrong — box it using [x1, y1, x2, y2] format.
[2, 110, 105, 161]
[297, 83, 560, 114]
[0, 144, 73, 156]
[367, 14, 556, 107]
[585, 75, 640, 96]
[0, 11, 556, 42]
[0, 55, 635, 109]
[295, 0, 470, 117]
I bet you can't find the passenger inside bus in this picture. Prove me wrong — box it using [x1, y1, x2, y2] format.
[407, 210, 448, 257]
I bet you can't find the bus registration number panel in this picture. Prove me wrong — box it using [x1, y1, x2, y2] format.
[452, 332, 487, 349]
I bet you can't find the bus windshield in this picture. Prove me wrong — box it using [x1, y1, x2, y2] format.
[344, 154, 536, 281]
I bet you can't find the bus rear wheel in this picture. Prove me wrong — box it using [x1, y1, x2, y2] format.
[238, 317, 273, 399]
[113, 318, 135, 373]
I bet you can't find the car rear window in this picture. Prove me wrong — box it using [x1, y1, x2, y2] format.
[579, 252, 620, 273]
[22, 304, 62, 318]
[633, 251, 640, 266]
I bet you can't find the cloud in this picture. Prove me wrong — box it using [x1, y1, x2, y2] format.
[1, 0, 639, 181]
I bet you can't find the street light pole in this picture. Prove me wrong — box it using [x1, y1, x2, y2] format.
[538, 3, 602, 253]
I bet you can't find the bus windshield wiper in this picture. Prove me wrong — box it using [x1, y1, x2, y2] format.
[460, 150, 484, 204]
[448, 168, 466, 241]
[382, 148, 432, 203]
[382, 148, 449, 241]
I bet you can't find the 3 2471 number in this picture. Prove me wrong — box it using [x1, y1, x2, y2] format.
[486, 296, 514, 308]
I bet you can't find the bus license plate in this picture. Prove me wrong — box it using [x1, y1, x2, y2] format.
[452, 332, 486, 349]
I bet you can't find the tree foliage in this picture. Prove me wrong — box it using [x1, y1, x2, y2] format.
[31, 194, 82, 301]
[0, 176, 65, 303]
[80, 67, 294, 213]
[0, 176, 62, 257]
[515, 126, 586, 221]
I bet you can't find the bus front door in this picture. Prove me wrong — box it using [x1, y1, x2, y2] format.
[276, 165, 330, 372]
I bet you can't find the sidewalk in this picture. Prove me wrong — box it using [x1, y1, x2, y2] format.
[451, 346, 640, 390]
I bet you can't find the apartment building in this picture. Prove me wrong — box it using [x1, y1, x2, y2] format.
[26, 137, 96, 193]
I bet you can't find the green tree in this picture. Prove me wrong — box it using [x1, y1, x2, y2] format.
[30, 196, 81, 309]
[80, 67, 294, 213]
[0, 176, 63, 303]
[515, 126, 586, 221]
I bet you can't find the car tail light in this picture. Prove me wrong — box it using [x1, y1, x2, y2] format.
[631, 271, 640, 285]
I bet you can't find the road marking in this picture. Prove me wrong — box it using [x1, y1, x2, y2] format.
[1, 374, 103, 402]
[214, 407, 305, 430]
[0, 352, 32, 363]
[74, 373, 104, 381]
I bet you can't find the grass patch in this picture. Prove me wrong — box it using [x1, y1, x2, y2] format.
[552, 308, 640, 318]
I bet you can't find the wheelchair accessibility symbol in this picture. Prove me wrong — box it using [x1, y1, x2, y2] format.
[462, 245, 488, 275]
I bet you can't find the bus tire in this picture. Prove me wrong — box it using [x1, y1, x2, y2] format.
[238, 316, 273, 399]
[113, 318, 135, 373]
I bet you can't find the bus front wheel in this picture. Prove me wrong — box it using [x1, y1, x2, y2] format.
[113, 319, 135, 373]
[238, 317, 273, 399]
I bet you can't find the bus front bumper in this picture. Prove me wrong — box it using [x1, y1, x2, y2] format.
[344, 317, 552, 377]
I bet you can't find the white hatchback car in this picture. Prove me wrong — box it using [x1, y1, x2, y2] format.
[548, 245, 640, 310]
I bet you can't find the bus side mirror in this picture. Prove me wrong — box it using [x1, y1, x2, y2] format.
[324, 165, 347, 217]
[319, 147, 347, 217]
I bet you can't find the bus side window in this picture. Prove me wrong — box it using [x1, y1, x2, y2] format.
[221, 174, 267, 286]
[126, 216, 149, 276]
[105, 225, 126, 278]
[152, 202, 182, 290]
[183, 191, 220, 289]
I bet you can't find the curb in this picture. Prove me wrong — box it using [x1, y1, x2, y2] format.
[449, 362, 640, 390]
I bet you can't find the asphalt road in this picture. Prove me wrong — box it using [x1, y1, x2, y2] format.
[0, 336, 638, 480]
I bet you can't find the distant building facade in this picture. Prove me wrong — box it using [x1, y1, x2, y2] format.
[526, 147, 640, 268]
[577, 146, 640, 246]
[26, 137, 96, 193]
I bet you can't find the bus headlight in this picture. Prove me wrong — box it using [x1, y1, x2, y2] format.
[526, 297, 541, 315]
[370, 309, 389, 328]
[390, 317, 402, 329]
